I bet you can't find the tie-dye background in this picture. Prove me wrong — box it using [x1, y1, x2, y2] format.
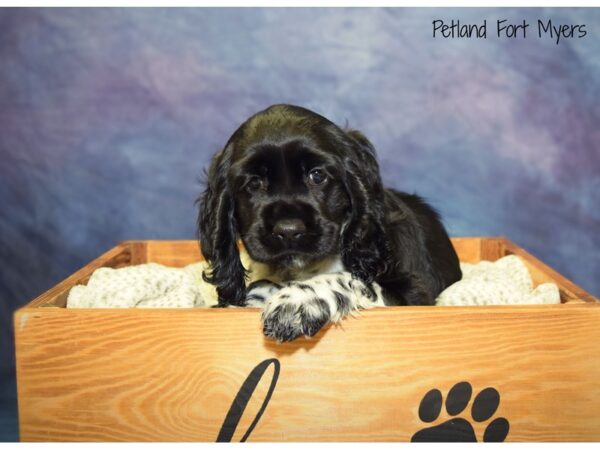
[0, 7, 598, 441]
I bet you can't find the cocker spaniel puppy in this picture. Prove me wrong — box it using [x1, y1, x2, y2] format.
[198, 104, 462, 341]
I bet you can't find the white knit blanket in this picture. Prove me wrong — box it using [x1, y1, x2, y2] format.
[68, 263, 209, 308]
[66, 254, 560, 308]
[436, 255, 560, 305]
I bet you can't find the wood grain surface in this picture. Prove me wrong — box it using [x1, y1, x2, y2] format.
[14, 237, 600, 441]
[15, 305, 600, 441]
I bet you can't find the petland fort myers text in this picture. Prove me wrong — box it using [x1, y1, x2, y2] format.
[433, 19, 587, 44]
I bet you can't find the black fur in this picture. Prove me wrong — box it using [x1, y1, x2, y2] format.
[333, 291, 352, 316]
[198, 104, 461, 307]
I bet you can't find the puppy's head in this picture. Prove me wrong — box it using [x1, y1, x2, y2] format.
[198, 104, 389, 305]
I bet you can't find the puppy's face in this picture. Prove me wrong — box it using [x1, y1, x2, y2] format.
[227, 108, 351, 268]
[199, 104, 385, 304]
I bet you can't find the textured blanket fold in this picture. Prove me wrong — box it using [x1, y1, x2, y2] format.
[67, 254, 560, 308]
[68, 263, 209, 308]
[436, 255, 560, 305]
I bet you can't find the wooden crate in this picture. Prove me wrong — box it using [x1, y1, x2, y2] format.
[14, 238, 600, 442]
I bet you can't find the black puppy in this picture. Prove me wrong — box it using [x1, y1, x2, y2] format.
[198, 104, 461, 340]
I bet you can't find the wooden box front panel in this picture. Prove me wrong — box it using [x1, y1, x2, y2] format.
[14, 238, 600, 441]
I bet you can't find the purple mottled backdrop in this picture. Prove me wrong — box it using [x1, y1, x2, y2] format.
[0, 7, 598, 440]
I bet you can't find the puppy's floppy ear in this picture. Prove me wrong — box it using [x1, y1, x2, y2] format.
[197, 146, 247, 306]
[340, 129, 391, 284]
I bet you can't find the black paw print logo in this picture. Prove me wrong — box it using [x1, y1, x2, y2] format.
[411, 381, 510, 442]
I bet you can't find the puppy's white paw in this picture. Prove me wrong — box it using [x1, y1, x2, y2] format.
[245, 279, 283, 307]
[261, 283, 331, 342]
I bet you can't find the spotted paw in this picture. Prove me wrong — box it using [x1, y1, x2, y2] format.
[245, 279, 283, 307]
[411, 381, 509, 442]
[261, 283, 331, 342]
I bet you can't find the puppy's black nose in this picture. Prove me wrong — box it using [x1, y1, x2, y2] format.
[272, 218, 306, 241]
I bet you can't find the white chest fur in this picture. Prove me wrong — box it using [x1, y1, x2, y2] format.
[245, 254, 345, 284]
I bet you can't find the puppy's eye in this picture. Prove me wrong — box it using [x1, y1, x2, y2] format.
[246, 176, 264, 192]
[308, 168, 327, 186]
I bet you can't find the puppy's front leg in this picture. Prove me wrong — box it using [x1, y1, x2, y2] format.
[261, 272, 385, 342]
